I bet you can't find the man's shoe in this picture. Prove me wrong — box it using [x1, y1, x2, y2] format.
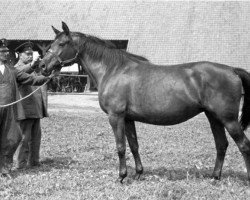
[27, 161, 41, 168]
[1, 173, 12, 179]
[14, 164, 26, 170]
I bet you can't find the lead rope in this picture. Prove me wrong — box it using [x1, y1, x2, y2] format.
[0, 79, 50, 108]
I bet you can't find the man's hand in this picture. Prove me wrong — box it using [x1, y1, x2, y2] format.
[30, 55, 41, 69]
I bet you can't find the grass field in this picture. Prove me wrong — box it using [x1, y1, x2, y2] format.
[1, 94, 250, 199]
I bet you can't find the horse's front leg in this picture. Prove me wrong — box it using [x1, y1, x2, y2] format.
[109, 113, 127, 183]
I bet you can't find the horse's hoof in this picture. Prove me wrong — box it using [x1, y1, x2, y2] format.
[134, 168, 143, 180]
[116, 177, 125, 184]
[212, 175, 221, 180]
[134, 173, 142, 180]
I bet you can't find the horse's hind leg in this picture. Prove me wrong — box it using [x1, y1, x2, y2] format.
[108, 114, 127, 183]
[205, 112, 228, 180]
[224, 120, 250, 181]
[125, 119, 143, 180]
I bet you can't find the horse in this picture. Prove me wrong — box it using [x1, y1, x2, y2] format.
[40, 22, 250, 183]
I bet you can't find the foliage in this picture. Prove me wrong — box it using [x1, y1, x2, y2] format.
[1, 110, 250, 199]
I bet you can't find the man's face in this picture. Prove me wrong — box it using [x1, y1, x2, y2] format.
[0, 49, 9, 62]
[20, 50, 33, 64]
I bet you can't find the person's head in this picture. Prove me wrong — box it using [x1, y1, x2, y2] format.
[0, 38, 9, 63]
[15, 41, 34, 64]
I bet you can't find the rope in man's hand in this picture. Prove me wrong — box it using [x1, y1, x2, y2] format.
[0, 70, 57, 108]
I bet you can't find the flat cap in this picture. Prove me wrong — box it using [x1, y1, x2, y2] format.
[15, 41, 34, 53]
[0, 38, 9, 51]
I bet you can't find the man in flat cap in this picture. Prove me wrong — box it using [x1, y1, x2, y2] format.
[0, 38, 52, 176]
[15, 41, 48, 169]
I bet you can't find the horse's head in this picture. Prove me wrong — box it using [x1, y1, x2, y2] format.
[40, 22, 79, 76]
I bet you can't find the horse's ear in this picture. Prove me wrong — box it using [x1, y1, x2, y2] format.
[52, 26, 60, 35]
[62, 21, 70, 35]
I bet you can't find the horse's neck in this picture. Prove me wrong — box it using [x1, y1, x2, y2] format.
[79, 56, 107, 88]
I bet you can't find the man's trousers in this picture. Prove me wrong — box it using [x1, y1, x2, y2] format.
[0, 107, 21, 174]
[16, 118, 41, 168]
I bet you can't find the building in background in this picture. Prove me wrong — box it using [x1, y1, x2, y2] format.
[1, 0, 250, 91]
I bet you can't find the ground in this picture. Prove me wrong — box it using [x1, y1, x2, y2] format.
[48, 92, 101, 113]
[1, 93, 250, 199]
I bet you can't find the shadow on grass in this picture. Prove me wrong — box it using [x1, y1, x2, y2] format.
[10, 157, 249, 186]
[40, 157, 79, 168]
[143, 165, 248, 184]
[11, 156, 79, 177]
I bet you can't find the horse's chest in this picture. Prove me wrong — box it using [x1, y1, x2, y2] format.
[99, 93, 127, 114]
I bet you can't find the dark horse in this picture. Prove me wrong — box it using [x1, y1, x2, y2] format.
[40, 22, 250, 183]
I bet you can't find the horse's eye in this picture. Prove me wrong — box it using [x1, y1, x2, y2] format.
[59, 43, 65, 47]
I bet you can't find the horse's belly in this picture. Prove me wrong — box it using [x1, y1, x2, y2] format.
[126, 103, 202, 125]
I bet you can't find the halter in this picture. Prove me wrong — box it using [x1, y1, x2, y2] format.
[47, 45, 79, 67]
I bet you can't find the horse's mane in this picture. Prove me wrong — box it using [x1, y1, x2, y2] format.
[74, 32, 149, 67]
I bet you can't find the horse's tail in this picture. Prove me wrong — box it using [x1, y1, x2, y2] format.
[234, 67, 250, 130]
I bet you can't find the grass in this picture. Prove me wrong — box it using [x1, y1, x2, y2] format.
[1, 110, 250, 199]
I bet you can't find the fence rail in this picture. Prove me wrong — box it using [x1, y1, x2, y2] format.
[58, 74, 89, 77]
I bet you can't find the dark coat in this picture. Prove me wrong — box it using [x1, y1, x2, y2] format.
[0, 63, 49, 120]
[15, 61, 48, 119]
[0, 63, 49, 174]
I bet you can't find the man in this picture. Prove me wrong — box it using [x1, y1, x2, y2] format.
[0, 38, 51, 176]
[15, 41, 48, 169]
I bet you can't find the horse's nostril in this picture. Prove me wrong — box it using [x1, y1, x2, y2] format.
[38, 60, 45, 68]
[39, 63, 45, 69]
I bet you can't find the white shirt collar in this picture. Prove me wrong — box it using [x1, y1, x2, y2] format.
[0, 64, 5, 74]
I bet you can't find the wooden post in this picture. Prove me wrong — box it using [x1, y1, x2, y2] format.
[85, 75, 90, 92]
